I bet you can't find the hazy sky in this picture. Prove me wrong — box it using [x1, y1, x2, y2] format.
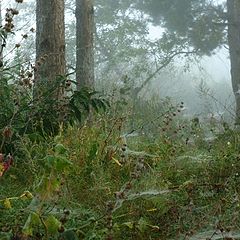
[201, 0, 230, 83]
[148, 28, 230, 82]
[201, 49, 230, 82]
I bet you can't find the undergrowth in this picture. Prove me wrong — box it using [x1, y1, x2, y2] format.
[1, 105, 240, 239]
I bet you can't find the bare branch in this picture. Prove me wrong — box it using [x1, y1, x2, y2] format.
[134, 50, 198, 96]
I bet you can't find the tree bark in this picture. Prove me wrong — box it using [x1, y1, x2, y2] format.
[227, 0, 240, 124]
[0, 0, 3, 66]
[35, 0, 66, 98]
[75, 0, 94, 90]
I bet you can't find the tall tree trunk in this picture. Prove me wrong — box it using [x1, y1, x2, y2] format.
[35, 0, 66, 98]
[0, 0, 3, 67]
[75, 0, 94, 90]
[227, 0, 240, 124]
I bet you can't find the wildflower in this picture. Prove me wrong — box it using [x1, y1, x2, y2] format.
[0, 154, 13, 177]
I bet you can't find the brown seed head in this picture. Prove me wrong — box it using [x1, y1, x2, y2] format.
[3, 127, 12, 138]
[11, 9, 19, 15]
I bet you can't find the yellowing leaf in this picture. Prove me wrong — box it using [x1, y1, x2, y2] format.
[25, 191, 33, 199]
[0, 164, 4, 177]
[9, 174, 17, 179]
[149, 225, 160, 231]
[20, 191, 33, 200]
[147, 208, 157, 212]
[3, 198, 11, 209]
[112, 157, 122, 166]
[122, 222, 134, 229]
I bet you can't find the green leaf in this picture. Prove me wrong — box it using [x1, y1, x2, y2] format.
[60, 230, 79, 240]
[137, 217, 149, 233]
[22, 212, 41, 236]
[30, 212, 41, 225]
[90, 98, 99, 113]
[45, 155, 56, 168]
[27, 133, 45, 142]
[44, 215, 61, 235]
[0, 232, 12, 240]
[55, 156, 72, 171]
[122, 222, 134, 229]
[70, 104, 82, 122]
[36, 176, 60, 198]
[88, 142, 99, 160]
[55, 143, 68, 155]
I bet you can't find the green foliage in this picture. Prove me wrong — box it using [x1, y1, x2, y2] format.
[0, 73, 109, 154]
[135, 0, 226, 54]
[2, 95, 240, 239]
[69, 87, 110, 123]
[0, 7, 109, 151]
[19, 139, 73, 239]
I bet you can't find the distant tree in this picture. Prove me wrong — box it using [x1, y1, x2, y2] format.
[135, 0, 226, 54]
[94, 0, 152, 92]
[35, 0, 66, 98]
[75, 0, 94, 89]
[134, 0, 240, 123]
[65, 0, 195, 98]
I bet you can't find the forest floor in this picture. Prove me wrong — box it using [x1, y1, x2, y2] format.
[1, 105, 240, 240]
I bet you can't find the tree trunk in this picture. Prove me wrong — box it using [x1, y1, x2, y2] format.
[75, 0, 94, 90]
[35, 0, 66, 98]
[227, 0, 240, 124]
[0, 0, 3, 66]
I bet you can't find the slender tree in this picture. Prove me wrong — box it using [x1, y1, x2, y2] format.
[227, 0, 240, 123]
[75, 0, 94, 90]
[35, 0, 66, 97]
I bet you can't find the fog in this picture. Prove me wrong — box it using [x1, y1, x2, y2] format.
[2, 1, 240, 238]
[147, 20, 233, 120]
[1, 0, 235, 122]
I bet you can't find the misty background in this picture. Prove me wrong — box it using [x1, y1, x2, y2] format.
[1, 0, 234, 122]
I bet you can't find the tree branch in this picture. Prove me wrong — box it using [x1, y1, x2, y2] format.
[134, 50, 198, 96]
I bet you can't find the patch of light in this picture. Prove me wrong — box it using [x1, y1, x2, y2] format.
[148, 24, 163, 41]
